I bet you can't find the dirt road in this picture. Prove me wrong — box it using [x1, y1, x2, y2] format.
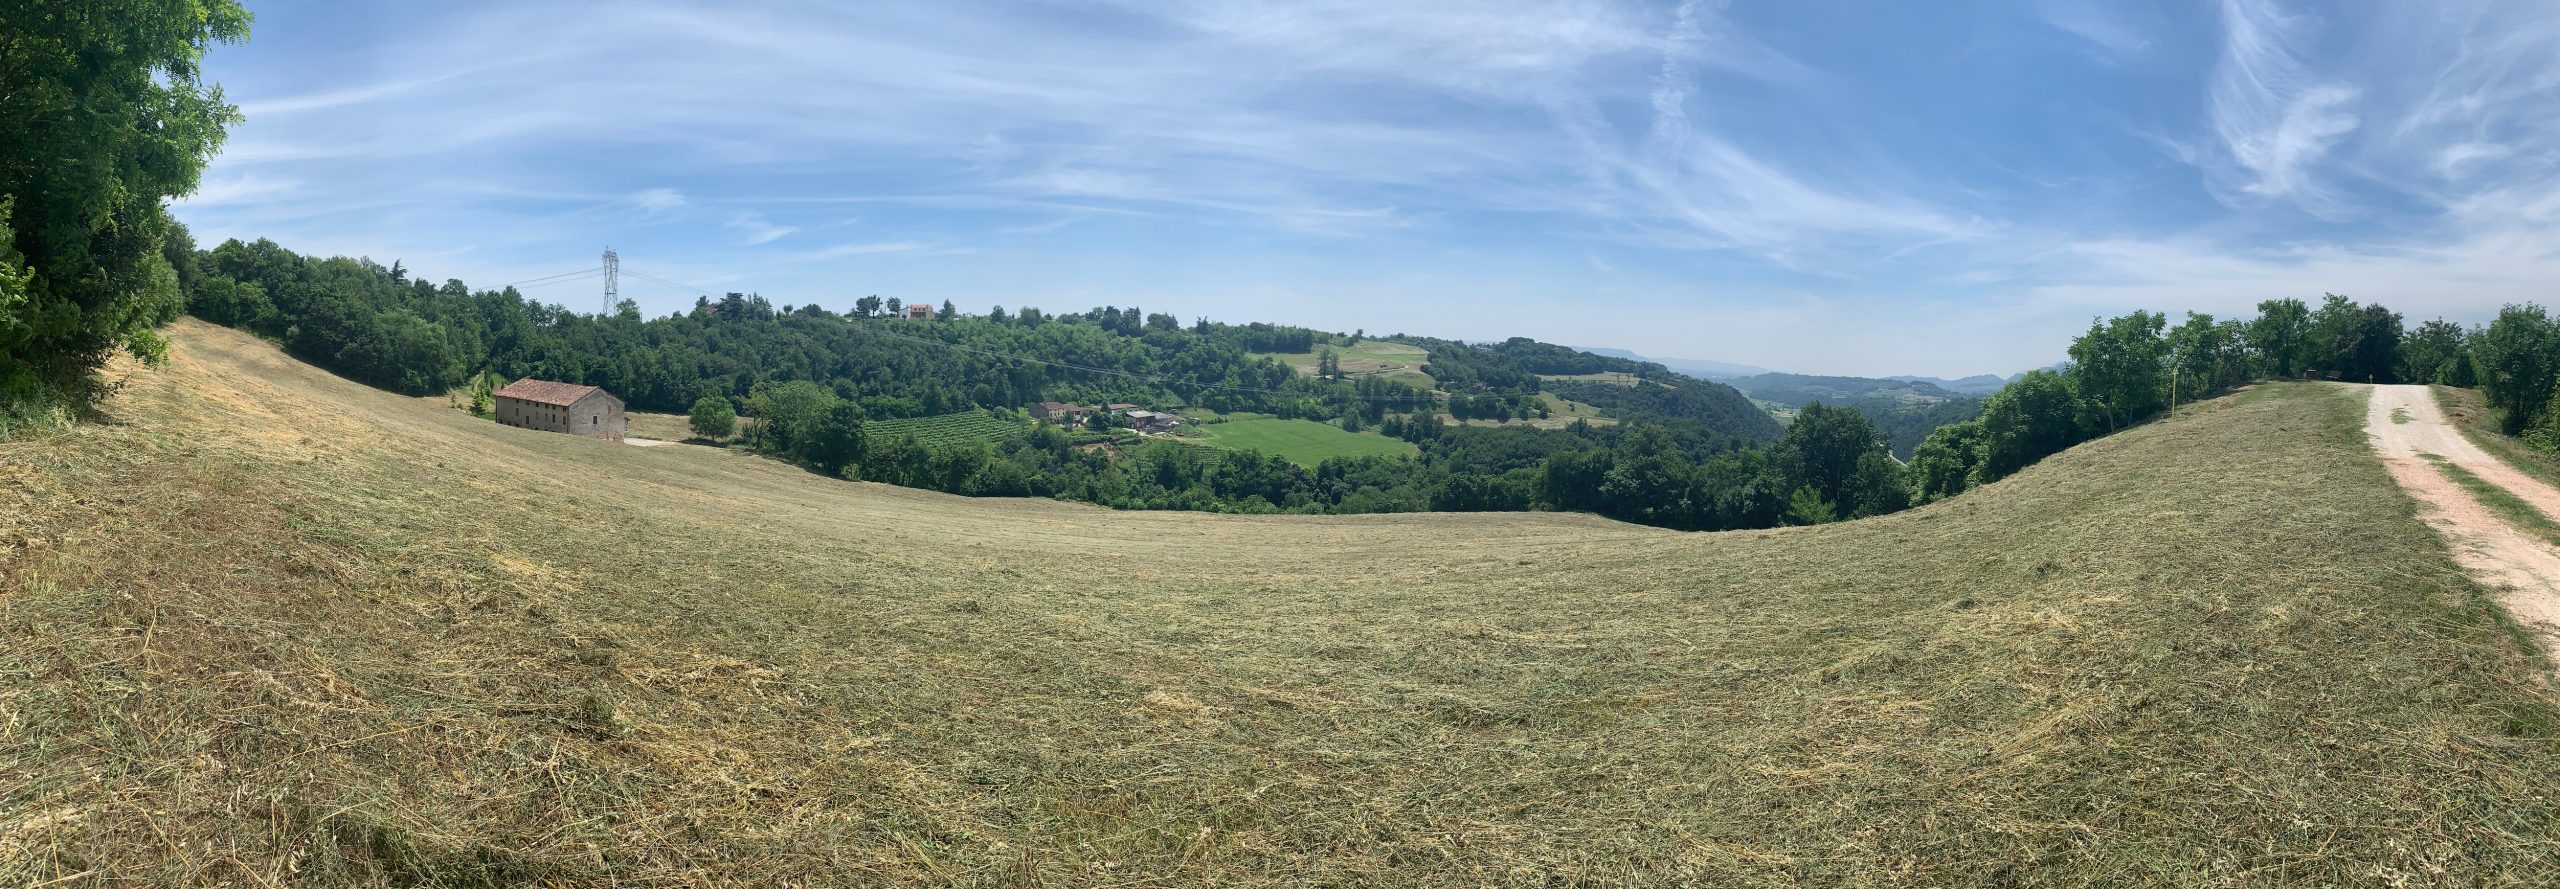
[2366, 384, 2560, 646]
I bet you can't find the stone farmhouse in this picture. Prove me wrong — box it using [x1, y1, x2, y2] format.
[1031, 401, 1092, 423]
[493, 379, 627, 441]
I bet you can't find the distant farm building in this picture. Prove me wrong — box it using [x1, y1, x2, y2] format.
[1125, 410, 1179, 433]
[1105, 403, 1138, 415]
[1031, 401, 1092, 423]
[493, 379, 627, 441]
[904, 303, 934, 320]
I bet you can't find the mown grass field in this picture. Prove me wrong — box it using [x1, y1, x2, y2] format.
[1186, 415, 1418, 467]
[6, 322, 2560, 885]
[625, 409, 695, 442]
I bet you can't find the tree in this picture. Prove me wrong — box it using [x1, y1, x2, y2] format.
[1784, 487, 1838, 526]
[743, 379, 841, 461]
[1844, 450, 1909, 518]
[1974, 370, 2084, 481]
[0, 0, 251, 428]
[1768, 402, 1892, 516]
[1908, 420, 1985, 504]
[854, 295, 882, 318]
[185, 273, 272, 327]
[2346, 302, 2405, 383]
[937, 299, 956, 321]
[689, 393, 738, 440]
[2303, 293, 2401, 382]
[885, 298, 906, 318]
[988, 304, 1010, 324]
[2440, 351, 2480, 388]
[2067, 311, 2167, 431]
[2476, 304, 2559, 434]
[806, 402, 866, 476]
[2401, 318, 2467, 385]
[2248, 298, 2310, 378]
[1597, 427, 1701, 529]
[467, 372, 496, 419]
[2163, 312, 2213, 409]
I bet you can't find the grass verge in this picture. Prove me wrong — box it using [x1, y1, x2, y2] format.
[2428, 454, 2560, 547]
[2435, 384, 2560, 490]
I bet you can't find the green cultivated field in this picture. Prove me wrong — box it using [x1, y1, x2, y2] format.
[12, 321, 2560, 886]
[1252, 339, 1435, 389]
[1189, 415, 1419, 466]
[865, 410, 1028, 446]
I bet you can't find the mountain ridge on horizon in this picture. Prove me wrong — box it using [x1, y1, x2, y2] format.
[1573, 346, 2038, 394]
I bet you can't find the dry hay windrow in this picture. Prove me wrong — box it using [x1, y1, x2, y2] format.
[4, 320, 2559, 886]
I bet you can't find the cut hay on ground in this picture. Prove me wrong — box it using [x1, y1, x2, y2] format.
[5, 321, 2560, 885]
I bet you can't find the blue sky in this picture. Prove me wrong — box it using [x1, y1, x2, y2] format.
[172, 0, 2560, 376]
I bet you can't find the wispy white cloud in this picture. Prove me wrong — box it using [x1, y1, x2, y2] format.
[999, 216, 1081, 236]
[176, 172, 303, 207]
[2435, 142, 2513, 179]
[785, 241, 945, 261]
[629, 188, 686, 212]
[2035, 0, 2150, 59]
[2202, 0, 2360, 207]
[170, 0, 2560, 374]
[725, 212, 798, 245]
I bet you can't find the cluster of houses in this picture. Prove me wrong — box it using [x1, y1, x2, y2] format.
[1031, 401, 1182, 433]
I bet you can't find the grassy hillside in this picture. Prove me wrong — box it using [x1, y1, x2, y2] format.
[1251, 340, 1434, 389]
[7, 322, 2560, 885]
[1185, 415, 1418, 467]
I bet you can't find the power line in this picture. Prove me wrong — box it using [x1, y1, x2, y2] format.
[502, 266, 603, 288]
[623, 270, 711, 295]
[513, 269, 604, 290]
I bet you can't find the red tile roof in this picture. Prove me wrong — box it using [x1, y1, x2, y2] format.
[493, 379, 604, 407]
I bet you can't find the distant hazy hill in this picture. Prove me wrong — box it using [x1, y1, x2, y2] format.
[1476, 338, 1783, 441]
[1884, 373, 2012, 395]
[1572, 347, 1771, 380]
[1724, 373, 1987, 459]
[1726, 373, 1968, 407]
